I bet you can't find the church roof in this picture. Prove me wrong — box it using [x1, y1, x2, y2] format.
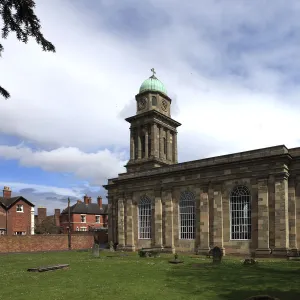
[139, 70, 167, 95]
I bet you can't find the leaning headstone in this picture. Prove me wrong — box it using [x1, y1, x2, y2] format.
[92, 243, 100, 257]
[212, 246, 223, 264]
[109, 241, 115, 252]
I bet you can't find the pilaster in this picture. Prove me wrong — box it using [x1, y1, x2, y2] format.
[145, 128, 149, 159]
[213, 185, 224, 252]
[272, 173, 289, 256]
[256, 178, 271, 256]
[296, 176, 300, 251]
[125, 195, 135, 251]
[117, 197, 125, 248]
[107, 196, 113, 243]
[166, 130, 171, 161]
[130, 129, 135, 160]
[163, 189, 175, 253]
[159, 126, 164, 159]
[173, 132, 178, 163]
[288, 177, 297, 254]
[198, 188, 210, 254]
[154, 189, 163, 249]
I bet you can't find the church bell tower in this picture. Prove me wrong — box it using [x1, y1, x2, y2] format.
[125, 69, 181, 173]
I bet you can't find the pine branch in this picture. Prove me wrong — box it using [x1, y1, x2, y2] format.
[0, 0, 56, 99]
[0, 85, 10, 99]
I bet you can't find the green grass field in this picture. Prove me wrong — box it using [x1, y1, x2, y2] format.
[0, 250, 300, 300]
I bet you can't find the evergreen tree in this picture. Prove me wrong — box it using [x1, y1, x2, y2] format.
[0, 0, 55, 99]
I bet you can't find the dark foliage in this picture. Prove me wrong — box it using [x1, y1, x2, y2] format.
[35, 217, 60, 234]
[0, 0, 56, 99]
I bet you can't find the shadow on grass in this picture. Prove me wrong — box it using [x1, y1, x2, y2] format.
[166, 260, 300, 300]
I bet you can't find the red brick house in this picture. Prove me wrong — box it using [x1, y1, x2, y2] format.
[0, 186, 35, 235]
[60, 195, 108, 233]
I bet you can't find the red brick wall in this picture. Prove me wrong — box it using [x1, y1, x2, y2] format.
[7, 200, 32, 235]
[60, 214, 107, 233]
[0, 206, 6, 231]
[0, 233, 95, 253]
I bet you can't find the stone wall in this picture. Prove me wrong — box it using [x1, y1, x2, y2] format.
[0, 233, 94, 253]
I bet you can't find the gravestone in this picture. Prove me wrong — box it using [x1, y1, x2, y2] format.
[92, 243, 100, 257]
[211, 246, 223, 264]
[109, 241, 114, 252]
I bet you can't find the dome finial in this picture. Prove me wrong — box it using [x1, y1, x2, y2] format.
[150, 68, 156, 79]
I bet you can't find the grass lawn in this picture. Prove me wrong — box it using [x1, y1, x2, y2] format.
[1, 250, 300, 300]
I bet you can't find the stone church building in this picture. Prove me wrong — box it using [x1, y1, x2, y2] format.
[103, 70, 300, 256]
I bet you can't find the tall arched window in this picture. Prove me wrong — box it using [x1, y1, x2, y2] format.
[138, 196, 152, 239]
[230, 186, 251, 240]
[179, 191, 196, 239]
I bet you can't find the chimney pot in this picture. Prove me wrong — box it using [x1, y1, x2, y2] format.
[3, 186, 11, 199]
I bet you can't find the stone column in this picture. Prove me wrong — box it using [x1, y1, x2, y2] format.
[30, 207, 35, 235]
[130, 128, 135, 160]
[173, 132, 178, 163]
[273, 173, 289, 256]
[159, 126, 164, 159]
[163, 189, 175, 253]
[151, 123, 158, 158]
[137, 129, 142, 159]
[256, 178, 271, 256]
[145, 128, 149, 159]
[213, 186, 224, 253]
[289, 178, 297, 254]
[166, 130, 171, 161]
[117, 197, 125, 248]
[154, 189, 163, 249]
[198, 190, 210, 255]
[125, 196, 135, 251]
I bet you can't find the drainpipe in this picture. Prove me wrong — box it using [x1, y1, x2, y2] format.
[6, 210, 8, 235]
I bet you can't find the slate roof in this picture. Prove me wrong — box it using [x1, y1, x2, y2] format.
[0, 196, 35, 209]
[61, 202, 108, 215]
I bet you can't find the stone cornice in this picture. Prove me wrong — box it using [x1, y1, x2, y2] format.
[125, 110, 181, 128]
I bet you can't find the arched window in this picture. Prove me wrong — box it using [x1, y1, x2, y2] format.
[138, 196, 152, 239]
[230, 186, 251, 240]
[179, 191, 196, 239]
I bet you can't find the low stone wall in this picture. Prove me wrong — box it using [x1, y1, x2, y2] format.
[0, 233, 95, 253]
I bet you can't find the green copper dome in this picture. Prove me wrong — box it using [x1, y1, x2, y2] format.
[139, 69, 167, 95]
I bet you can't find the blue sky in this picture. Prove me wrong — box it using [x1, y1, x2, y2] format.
[0, 0, 300, 214]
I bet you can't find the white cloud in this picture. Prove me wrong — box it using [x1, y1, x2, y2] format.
[0, 0, 300, 190]
[0, 146, 126, 185]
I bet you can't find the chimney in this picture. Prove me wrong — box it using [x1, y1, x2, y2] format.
[97, 196, 102, 208]
[37, 207, 47, 224]
[3, 186, 11, 199]
[88, 197, 92, 204]
[84, 195, 89, 205]
[54, 209, 60, 227]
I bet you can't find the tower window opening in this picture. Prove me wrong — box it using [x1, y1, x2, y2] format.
[163, 137, 167, 155]
[152, 96, 157, 106]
